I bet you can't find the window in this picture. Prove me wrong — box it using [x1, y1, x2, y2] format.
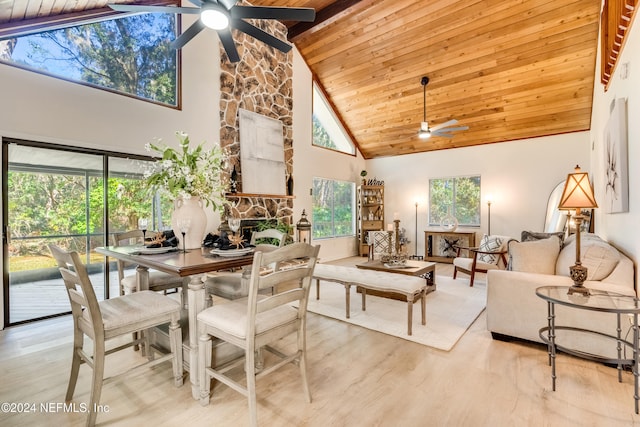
[0, 13, 179, 107]
[312, 82, 355, 155]
[3, 138, 168, 326]
[312, 178, 355, 239]
[429, 176, 481, 227]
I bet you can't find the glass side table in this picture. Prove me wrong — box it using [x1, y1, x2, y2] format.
[536, 286, 640, 414]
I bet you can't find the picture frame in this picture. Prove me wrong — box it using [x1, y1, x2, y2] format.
[603, 98, 629, 213]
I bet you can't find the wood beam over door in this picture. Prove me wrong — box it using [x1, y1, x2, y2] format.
[288, 0, 364, 41]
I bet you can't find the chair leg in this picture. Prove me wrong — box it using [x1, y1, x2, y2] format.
[469, 270, 476, 287]
[298, 327, 312, 403]
[198, 327, 212, 405]
[87, 338, 106, 427]
[453, 266, 458, 279]
[246, 346, 258, 427]
[169, 317, 184, 387]
[65, 329, 83, 402]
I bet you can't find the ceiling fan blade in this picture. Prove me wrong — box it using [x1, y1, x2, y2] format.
[233, 19, 292, 53]
[435, 126, 469, 133]
[108, 4, 201, 14]
[431, 132, 455, 138]
[187, 0, 203, 6]
[430, 119, 458, 131]
[231, 6, 316, 22]
[170, 20, 206, 50]
[217, 27, 240, 63]
[218, 0, 237, 10]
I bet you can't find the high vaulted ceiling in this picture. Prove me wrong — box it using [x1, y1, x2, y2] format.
[0, 0, 602, 159]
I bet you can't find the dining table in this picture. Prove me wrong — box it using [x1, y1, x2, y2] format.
[96, 244, 255, 399]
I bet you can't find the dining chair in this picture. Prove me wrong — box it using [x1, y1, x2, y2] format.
[249, 228, 287, 251]
[197, 242, 320, 427]
[112, 230, 188, 304]
[453, 234, 512, 286]
[204, 228, 288, 301]
[48, 244, 183, 427]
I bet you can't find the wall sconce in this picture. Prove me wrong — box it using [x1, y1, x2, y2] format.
[296, 209, 312, 243]
[558, 165, 598, 295]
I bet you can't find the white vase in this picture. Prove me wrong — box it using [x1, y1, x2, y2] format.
[171, 196, 207, 250]
[441, 206, 459, 232]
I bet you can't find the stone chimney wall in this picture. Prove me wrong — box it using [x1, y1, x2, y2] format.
[219, 5, 294, 229]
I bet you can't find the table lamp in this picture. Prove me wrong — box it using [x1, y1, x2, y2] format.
[558, 165, 598, 295]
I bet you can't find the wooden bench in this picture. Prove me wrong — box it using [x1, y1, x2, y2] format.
[312, 264, 427, 335]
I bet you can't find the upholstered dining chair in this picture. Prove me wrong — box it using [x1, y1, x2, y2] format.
[368, 230, 396, 260]
[197, 242, 320, 427]
[203, 228, 288, 301]
[48, 244, 183, 427]
[112, 230, 188, 304]
[452, 234, 512, 287]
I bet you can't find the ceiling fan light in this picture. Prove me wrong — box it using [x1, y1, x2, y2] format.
[201, 6, 229, 30]
[418, 129, 431, 139]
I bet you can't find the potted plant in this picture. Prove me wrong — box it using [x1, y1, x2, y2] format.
[144, 131, 229, 249]
[360, 170, 368, 185]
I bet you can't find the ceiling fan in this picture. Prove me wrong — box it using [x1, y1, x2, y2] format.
[418, 76, 468, 139]
[108, 0, 316, 63]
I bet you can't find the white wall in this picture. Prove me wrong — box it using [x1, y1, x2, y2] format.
[292, 50, 367, 261]
[367, 133, 590, 257]
[589, 8, 640, 262]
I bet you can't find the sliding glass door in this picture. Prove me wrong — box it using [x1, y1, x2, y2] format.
[2, 139, 157, 326]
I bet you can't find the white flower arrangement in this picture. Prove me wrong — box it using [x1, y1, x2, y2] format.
[144, 131, 228, 211]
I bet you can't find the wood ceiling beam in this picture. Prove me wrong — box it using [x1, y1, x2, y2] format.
[287, 0, 364, 41]
[0, 0, 175, 40]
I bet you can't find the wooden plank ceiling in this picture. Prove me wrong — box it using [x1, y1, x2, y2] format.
[0, 0, 601, 159]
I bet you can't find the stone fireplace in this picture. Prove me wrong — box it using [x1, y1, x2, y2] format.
[219, 3, 294, 231]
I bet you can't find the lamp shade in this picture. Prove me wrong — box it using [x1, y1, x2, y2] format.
[558, 165, 598, 210]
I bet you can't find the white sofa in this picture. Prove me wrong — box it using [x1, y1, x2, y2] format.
[486, 233, 635, 359]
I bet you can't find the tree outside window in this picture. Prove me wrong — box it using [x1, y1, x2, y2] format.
[429, 176, 481, 227]
[312, 178, 355, 239]
[0, 13, 178, 107]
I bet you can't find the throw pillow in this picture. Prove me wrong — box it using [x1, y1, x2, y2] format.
[477, 235, 505, 264]
[521, 230, 564, 247]
[555, 237, 620, 280]
[508, 236, 561, 274]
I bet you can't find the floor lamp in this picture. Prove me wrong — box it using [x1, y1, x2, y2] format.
[558, 165, 598, 295]
[410, 201, 423, 260]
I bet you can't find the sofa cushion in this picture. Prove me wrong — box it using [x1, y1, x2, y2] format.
[508, 235, 561, 274]
[555, 237, 620, 281]
[521, 230, 565, 247]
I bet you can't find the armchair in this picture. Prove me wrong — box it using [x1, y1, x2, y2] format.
[368, 230, 396, 260]
[453, 234, 512, 287]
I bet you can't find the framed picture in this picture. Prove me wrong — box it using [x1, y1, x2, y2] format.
[239, 109, 286, 195]
[603, 98, 629, 213]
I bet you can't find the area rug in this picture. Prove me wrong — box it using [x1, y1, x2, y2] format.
[306, 275, 486, 351]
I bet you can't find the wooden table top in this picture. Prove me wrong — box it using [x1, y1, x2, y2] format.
[356, 259, 436, 276]
[96, 245, 255, 277]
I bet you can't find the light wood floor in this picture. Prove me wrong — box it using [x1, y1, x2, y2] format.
[1, 259, 639, 426]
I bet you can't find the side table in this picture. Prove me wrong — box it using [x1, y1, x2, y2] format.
[536, 286, 640, 414]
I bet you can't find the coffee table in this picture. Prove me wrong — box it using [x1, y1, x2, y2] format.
[356, 259, 436, 300]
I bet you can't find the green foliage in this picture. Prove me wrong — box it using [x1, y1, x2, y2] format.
[17, 13, 177, 105]
[312, 178, 354, 238]
[429, 176, 480, 226]
[144, 132, 228, 211]
[312, 114, 338, 149]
